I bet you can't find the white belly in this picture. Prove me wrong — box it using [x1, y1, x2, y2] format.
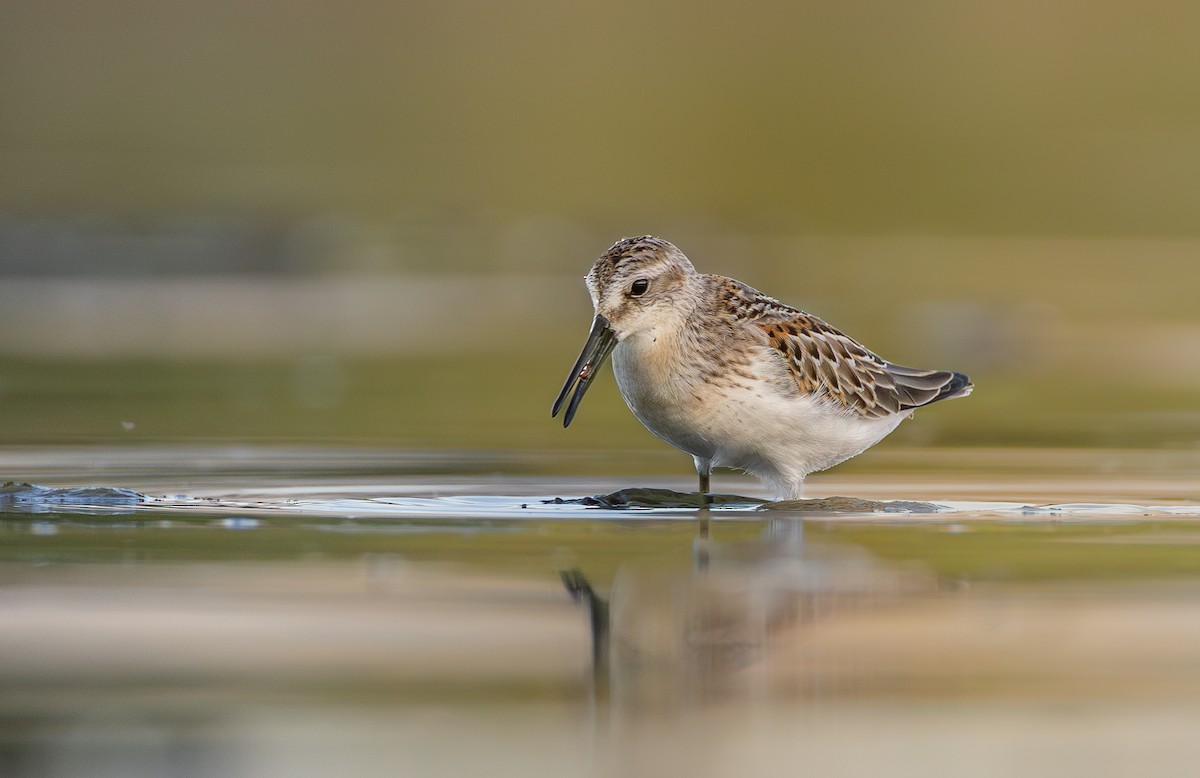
[612, 334, 904, 499]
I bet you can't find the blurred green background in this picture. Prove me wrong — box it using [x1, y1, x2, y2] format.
[2, 0, 1200, 458]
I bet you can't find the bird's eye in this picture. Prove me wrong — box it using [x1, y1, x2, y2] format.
[630, 279, 650, 297]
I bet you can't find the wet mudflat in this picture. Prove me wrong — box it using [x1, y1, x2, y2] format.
[4, 445, 1200, 777]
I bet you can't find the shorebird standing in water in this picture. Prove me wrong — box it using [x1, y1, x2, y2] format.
[552, 236, 972, 501]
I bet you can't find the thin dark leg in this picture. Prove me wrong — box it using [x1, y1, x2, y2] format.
[694, 456, 712, 509]
[692, 456, 712, 568]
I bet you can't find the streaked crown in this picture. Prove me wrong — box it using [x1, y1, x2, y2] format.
[587, 236, 693, 291]
[584, 236, 699, 337]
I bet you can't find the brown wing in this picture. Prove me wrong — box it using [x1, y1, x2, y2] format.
[758, 314, 905, 417]
[714, 277, 971, 418]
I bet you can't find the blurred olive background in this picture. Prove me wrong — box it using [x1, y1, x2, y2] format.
[2, 0, 1200, 459]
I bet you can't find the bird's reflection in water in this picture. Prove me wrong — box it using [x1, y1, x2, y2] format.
[562, 510, 932, 716]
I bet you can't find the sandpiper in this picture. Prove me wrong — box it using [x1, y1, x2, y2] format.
[552, 236, 972, 501]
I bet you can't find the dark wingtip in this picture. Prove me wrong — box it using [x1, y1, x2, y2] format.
[888, 364, 974, 409]
[943, 371, 973, 398]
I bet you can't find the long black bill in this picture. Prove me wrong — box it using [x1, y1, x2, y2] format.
[551, 315, 618, 427]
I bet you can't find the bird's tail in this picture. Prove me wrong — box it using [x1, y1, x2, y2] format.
[885, 364, 973, 410]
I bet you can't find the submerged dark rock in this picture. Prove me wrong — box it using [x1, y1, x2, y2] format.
[0, 482, 146, 513]
[547, 488, 940, 513]
[546, 488, 765, 509]
[760, 496, 941, 514]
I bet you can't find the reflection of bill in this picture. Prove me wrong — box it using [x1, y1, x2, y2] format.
[561, 515, 930, 709]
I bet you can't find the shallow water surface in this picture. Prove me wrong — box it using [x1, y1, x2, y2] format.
[5, 445, 1200, 777]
